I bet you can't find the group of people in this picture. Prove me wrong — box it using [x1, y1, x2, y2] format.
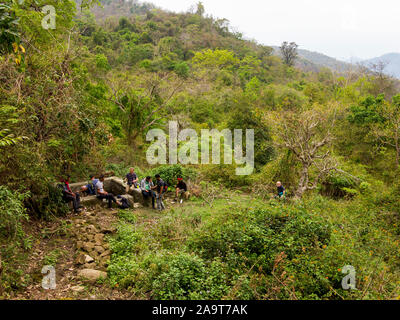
[60, 174, 124, 213]
[60, 169, 285, 214]
[59, 168, 189, 213]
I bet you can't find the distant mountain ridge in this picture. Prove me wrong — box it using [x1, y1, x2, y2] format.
[361, 53, 400, 79]
[271, 46, 352, 73]
[272, 46, 400, 79]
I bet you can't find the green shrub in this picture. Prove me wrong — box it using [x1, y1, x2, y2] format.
[108, 223, 142, 256]
[188, 205, 331, 274]
[0, 186, 29, 240]
[147, 164, 197, 187]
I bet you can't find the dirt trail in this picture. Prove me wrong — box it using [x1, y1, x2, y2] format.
[11, 193, 186, 300]
[13, 206, 131, 300]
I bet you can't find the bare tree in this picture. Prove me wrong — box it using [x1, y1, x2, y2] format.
[272, 109, 338, 198]
[280, 42, 298, 67]
[368, 60, 396, 98]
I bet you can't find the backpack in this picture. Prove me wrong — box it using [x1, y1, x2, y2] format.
[117, 196, 131, 210]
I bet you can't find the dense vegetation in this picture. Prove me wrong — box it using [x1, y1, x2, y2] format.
[1, 0, 400, 300]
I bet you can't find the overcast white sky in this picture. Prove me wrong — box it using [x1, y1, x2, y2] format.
[147, 0, 400, 61]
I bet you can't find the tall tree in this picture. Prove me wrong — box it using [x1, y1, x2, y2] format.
[280, 41, 298, 67]
[272, 108, 337, 198]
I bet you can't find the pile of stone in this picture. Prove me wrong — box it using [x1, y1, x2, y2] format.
[72, 218, 117, 282]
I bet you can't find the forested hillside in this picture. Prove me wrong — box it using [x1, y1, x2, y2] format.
[2, 0, 400, 300]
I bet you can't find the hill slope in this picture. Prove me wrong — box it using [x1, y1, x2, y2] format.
[361, 53, 400, 78]
[271, 46, 352, 73]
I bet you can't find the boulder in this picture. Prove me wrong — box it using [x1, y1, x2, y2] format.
[80, 196, 100, 207]
[65, 176, 154, 208]
[77, 269, 107, 282]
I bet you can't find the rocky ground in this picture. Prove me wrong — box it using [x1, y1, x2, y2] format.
[10, 193, 185, 300]
[12, 205, 133, 300]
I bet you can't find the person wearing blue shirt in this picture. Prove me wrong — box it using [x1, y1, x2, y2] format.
[80, 175, 99, 196]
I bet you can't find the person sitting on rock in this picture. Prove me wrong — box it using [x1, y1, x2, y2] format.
[60, 176, 82, 214]
[175, 176, 188, 203]
[80, 174, 99, 196]
[125, 167, 139, 192]
[140, 176, 156, 209]
[96, 175, 121, 210]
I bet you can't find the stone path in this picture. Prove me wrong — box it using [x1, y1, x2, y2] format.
[12, 207, 130, 300]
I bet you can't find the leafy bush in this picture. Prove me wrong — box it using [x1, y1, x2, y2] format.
[0, 186, 29, 240]
[147, 164, 197, 187]
[108, 223, 142, 256]
[188, 204, 331, 274]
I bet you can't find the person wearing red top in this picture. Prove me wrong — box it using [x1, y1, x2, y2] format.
[61, 176, 81, 213]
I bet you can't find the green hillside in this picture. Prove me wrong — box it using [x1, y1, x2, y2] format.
[1, 0, 400, 300]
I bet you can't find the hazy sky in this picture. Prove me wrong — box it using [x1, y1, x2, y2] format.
[147, 0, 400, 60]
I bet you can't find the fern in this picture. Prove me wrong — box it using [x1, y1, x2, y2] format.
[0, 129, 25, 147]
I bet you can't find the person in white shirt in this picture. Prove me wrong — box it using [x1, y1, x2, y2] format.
[96, 175, 120, 209]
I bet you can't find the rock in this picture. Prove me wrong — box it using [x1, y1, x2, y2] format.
[71, 285, 85, 293]
[84, 262, 96, 269]
[83, 242, 95, 252]
[75, 253, 85, 265]
[100, 250, 111, 258]
[94, 246, 105, 254]
[100, 226, 116, 234]
[87, 225, 98, 233]
[94, 233, 104, 245]
[79, 195, 100, 207]
[77, 269, 107, 282]
[75, 253, 94, 265]
[134, 203, 143, 209]
[76, 241, 84, 250]
[88, 249, 98, 258]
[85, 255, 94, 263]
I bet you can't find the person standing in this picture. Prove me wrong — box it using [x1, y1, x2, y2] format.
[155, 174, 167, 211]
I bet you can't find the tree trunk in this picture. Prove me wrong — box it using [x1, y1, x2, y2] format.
[295, 164, 310, 198]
